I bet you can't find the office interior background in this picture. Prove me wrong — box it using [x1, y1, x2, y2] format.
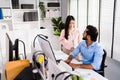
[0, 0, 120, 80]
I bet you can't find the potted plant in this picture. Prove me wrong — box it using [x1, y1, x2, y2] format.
[51, 17, 65, 36]
[39, 2, 46, 20]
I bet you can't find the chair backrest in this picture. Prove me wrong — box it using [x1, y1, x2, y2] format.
[101, 49, 107, 71]
[94, 49, 107, 76]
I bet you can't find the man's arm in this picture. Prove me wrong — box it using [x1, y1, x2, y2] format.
[69, 63, 94, 69]
[65, 43, 81, 64]
[64, 55, 74, 64]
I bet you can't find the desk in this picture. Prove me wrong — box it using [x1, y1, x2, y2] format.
[54, 50, 82, 64]
[54, 50, 68, 60]
[54, 50, 108, 80]
[73, 69, 108, 80]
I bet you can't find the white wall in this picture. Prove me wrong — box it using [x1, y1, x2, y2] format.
[100, 0, 114, 57]
[0, 0, 10, 8]
[0, 0, 12, 71]
[61, 0, 69, 22]
[0, 21, 10, 73]
[78, 0, 87, 40]
[113, 0, 120, 61]
[69, 0, 78, 27]
[88, 0, 99, 28]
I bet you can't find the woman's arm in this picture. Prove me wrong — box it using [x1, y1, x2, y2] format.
[77, 29, 81, 44]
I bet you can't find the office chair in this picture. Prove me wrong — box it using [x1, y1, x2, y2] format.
[95, 49, 107, 76]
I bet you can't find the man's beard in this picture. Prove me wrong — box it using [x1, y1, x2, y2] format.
[82, 36, 87, 40]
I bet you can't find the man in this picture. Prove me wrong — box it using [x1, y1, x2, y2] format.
[65, 25, 104, 70]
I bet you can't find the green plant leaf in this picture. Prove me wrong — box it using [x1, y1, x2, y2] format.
[71, 75, 84, 80]
[57, 17, 62, 24]
[54, 29, 61, 36]
[39, 2, 45, 20]
[51, 17, 65, 36]
[51, 18, 57, 25]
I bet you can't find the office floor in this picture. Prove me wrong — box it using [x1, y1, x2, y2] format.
[105, 57, 120, 80]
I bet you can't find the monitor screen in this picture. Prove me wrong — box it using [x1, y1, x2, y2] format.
[37, 35, 57, 64]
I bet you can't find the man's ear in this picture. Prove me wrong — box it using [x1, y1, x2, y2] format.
[87, 35, 90, 40]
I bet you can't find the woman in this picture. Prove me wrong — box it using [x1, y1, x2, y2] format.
[59, 15, 81, 55]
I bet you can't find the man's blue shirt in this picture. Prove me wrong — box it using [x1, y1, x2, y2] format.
[70, 40, 104, 70]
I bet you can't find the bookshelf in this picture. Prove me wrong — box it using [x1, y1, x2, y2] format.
[10, 0, 40, 30]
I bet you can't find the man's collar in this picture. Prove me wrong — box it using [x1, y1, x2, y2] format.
[84, 40, 96, 47]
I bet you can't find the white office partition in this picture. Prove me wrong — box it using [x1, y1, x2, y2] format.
[69, 0, 78, 27]
[78, 0, 87, 40]
[88, 0, 99, 29]
[61, 0, 69, 22]
[0, 0, 10, 8]
[113, 0, 120, 61]
[100, 0, 114, 57]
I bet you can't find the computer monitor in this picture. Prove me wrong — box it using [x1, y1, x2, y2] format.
[6, 33, 19, 61]
[37, 34, 57, 64]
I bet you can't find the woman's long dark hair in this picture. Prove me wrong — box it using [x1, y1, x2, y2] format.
[64, 15, 75, 40]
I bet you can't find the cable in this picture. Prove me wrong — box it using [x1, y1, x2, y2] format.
[33, 34, 48, 48]
[64, 74, 72, 80]
[33, 35, 38, 48]
[51, 74, 55, 80]
[55, 71, 80, 80]
[19, 40, 26, 59]
[39, 34, 48, 39]
[64, 74, 79, 80]
[55, 71, 69, 80]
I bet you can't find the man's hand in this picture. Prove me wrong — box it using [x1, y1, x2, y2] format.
[69, 63, 80, 68]
[64, 55, 74, 64]
[70, 47, 74, 52]
[64, 59, 71, 64]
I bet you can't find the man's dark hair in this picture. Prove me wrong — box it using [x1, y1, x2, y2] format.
[86, 25, 98, 41]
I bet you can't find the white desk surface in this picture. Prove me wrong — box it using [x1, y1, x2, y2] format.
[54, 50, 108, 80]
[73, 69, 108, 80]
[54, 50, 68, 60]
